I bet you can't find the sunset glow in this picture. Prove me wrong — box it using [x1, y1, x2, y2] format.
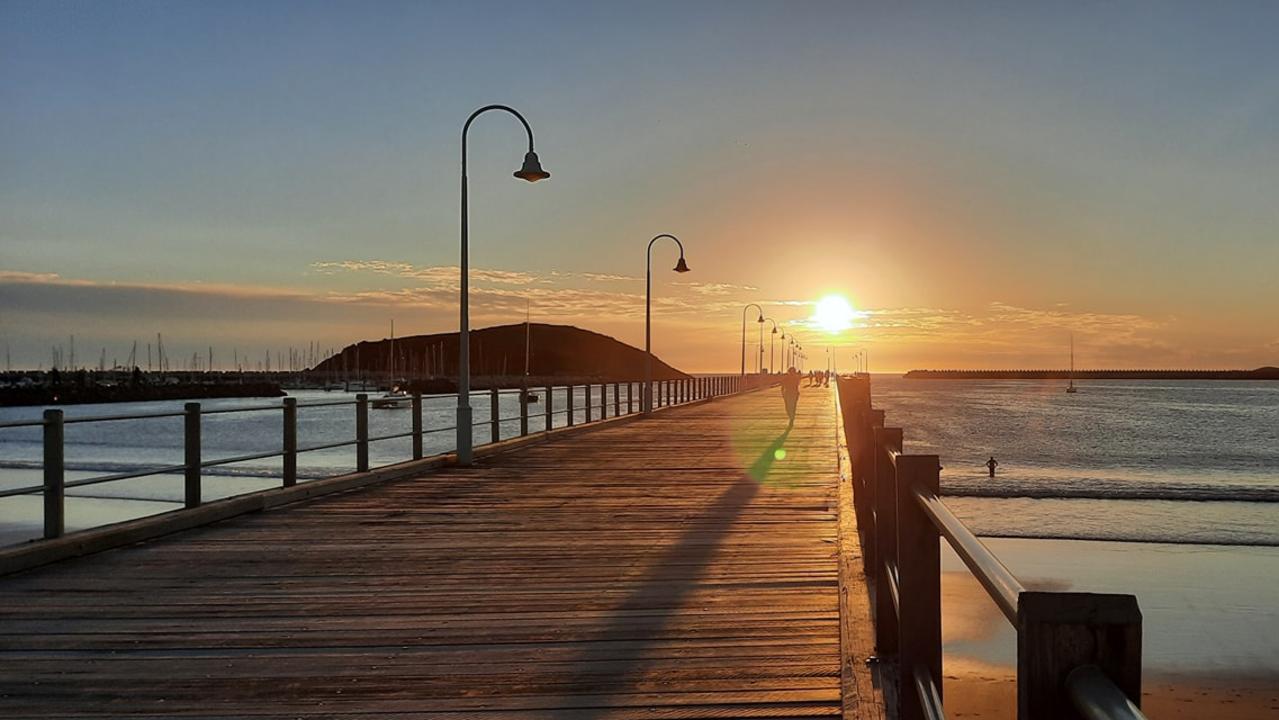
[812, 295, 857, 334]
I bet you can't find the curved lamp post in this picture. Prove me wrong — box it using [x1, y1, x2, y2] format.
[740, 304, 764, 376]
[765, 319, 779, 374]
[644, 234, 690, 413]
[457, 104, 549, 465]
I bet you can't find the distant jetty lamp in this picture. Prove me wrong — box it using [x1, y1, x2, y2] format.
[766, 319, 779, 374]
[645, 234, 690, 413]
[740, 303, 764, 376]
[457, 104, 549, 465]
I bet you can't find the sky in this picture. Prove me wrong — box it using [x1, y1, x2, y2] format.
[2, 1, 1277, 373]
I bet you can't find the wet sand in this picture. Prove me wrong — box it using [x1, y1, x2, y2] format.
[944, 659, 1279, 719]
[939, 537, 1279, 718]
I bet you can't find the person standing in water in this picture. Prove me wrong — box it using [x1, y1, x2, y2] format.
[986, 456, 999, 477]
[782, 366, 801, 426]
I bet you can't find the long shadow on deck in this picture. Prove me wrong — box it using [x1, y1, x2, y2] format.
[552, 429, 792, 716]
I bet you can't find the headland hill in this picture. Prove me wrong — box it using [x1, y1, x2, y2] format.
[903, 367, 1279, 380]
[1, 324, 690, 406]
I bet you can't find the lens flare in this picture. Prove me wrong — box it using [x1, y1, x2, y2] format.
[812, 294, 856, 333]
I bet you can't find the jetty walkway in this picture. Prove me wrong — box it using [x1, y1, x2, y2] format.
[0, 387, 884, 718]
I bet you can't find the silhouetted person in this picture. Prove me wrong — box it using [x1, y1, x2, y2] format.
[986, 456, 998, 477]
[781, 366, 801, 426]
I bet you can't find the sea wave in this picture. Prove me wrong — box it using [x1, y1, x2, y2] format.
[942, 482, 1279, 503]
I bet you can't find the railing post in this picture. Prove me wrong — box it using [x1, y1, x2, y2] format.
[490, 387, 500, 443]
[567, 384, 575, 426]
[1019, 592, 1143, 719]
[411, 393, 423, 459]
[897, 454, 941, 720]
[627, 382, 635, 414]
[184, 402, 201, 509]
[612, 382, 620, 416]
[42, 409, 64, 540]
[598, 383, 607, 420]
[283, 397, 298, 486]
[355, 393, 369, 472]
[545, 385, 553, 432]
[519, 384, 529, 436]
[584, 384, 593, 422]
[873, 426, 903, 656]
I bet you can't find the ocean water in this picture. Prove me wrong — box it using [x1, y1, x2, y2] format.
[0, 385, 636, 545]
[864, 376, 1279, 683]
[870, 376, 1279, 546]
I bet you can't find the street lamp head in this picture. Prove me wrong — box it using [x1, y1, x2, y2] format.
[772, 327, 778, 335]
[513, 151, 550, 182]
[757, 314, 764, 323]
[673, 256, 690, 273]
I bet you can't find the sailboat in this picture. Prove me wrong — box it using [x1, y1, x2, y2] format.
[1066, 334, 1078, 394]
[372, 320, 410, 409]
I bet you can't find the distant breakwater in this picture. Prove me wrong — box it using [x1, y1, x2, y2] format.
[904, 367, 1279, 380]
[0, 382, 285, 407]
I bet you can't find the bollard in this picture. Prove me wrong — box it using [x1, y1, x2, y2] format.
[545, 385, 553, 432]
[184, 402, 201, 508]
[42, 409, 64, 539]
[897, 454, 942, 720]
[411, 393, 423, 459]
[520, 384, 529, 436]
[873, 426, 903, 656]
[1019, 593, 1143, 719]
[283, 397, 298, 486]
[490, 387, 500, 443]
[355, 393, 369, 472]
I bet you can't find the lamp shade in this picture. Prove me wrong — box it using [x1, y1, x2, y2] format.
[673, 256, 690, 273]
[513, 151, 550, 182]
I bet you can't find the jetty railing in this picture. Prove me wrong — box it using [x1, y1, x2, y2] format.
[1, 374, 768, 544]
[837, 375, 1145, 720]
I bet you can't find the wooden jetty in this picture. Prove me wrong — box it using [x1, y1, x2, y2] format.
[0, 387, 885, 718]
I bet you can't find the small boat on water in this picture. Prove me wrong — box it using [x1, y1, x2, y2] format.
[372, 385, 410, 409]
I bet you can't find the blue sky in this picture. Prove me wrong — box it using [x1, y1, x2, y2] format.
[3, 1, 1277, 370]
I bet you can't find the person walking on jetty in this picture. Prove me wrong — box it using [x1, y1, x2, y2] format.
[986, 456, 999, 477]
[782, 366, 801, 426]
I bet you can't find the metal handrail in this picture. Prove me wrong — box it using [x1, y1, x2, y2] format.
[1067, 666, 1148, 720]
[914, 488, 1024, 624]
[913, 666, 946, 720]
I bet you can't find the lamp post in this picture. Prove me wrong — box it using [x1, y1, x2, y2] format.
[457, 105, 549, 465]
[645, 234, 690, 413]
[740, 304, 764, 376]
[765, 319, 778, 374]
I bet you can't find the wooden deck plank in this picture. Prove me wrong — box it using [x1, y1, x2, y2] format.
[0, 387, 880, 718]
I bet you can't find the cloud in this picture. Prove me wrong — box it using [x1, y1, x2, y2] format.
[310, 260, 543, 286]
[671, 280, 759, 296]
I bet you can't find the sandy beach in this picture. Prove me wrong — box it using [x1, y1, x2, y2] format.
[939, 538, 1279, 718]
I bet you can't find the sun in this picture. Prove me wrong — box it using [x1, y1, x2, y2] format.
[812, 294, 857, 333]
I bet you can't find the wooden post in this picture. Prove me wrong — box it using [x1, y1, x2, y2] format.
[598, 383, 607, 420]
[411, 393, 423, 459]
[283, 397, 298, 486]
[567, 385, 575, 426]
[545, 385, 553, 432]
[584, 384, 593, 422]
[627, 382, 635, 414]
[897, 454, 941, 720]
[489, 387, 500, 443]
[184, 402, 201, 509]
[520, 384, 529, 436]
[42, 409, 64, 540]
[873, 426, 903, 656]
[613, 382, 620, 416]
[1018, 592, 1142, 719]
[355, 393, 369, 472]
